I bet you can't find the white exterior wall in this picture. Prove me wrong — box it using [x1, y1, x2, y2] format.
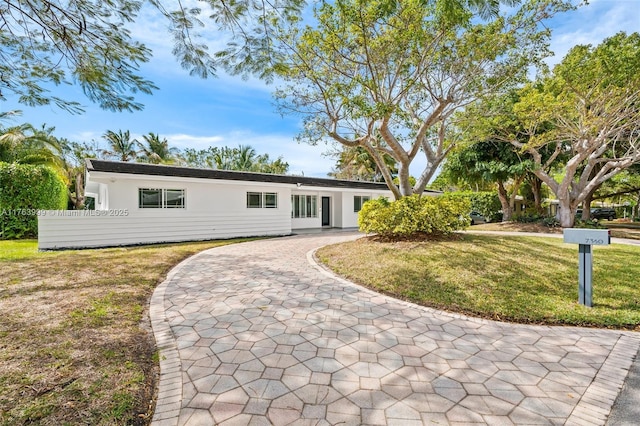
[39, 171, 293, 249]
[289, 188, 391, 230]
[339, 191, 390, 228]
[289, 189, 392, 230]
[290, 189, 334, 229]
[38, 168, 395, 249]
[37, 212, 291, 249]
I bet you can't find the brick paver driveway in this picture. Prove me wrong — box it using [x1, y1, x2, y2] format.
[150, 232, 639, 425]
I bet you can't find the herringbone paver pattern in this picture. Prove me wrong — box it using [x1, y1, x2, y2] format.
[150, 233, 639, 425]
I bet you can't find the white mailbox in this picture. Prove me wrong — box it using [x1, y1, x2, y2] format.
[563, 228, 611, 246]
[563, 228, 611, 308]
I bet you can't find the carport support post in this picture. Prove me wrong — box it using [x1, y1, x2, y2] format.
[578, 243, 593, 307]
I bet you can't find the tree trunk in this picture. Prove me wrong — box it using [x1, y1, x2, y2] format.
[68, 171, 85, 210]
[396, 161, 413, 198]
[582, 191, 594, 221]
[497, 181, 513, 222]
[581, 182, 603, 221]
[530, 177, 543, 214]
[557, 197, 576, 228]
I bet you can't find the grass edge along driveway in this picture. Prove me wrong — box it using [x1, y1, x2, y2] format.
[316, 234, 640, 330]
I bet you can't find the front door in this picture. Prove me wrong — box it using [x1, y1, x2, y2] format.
[321, 197, 330, 226]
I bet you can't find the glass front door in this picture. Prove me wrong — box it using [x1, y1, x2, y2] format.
[321, 197, 330, 226]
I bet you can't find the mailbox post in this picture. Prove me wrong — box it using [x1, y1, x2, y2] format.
[563, 228, 611, 307]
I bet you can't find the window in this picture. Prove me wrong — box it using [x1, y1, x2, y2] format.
[292, 195, 318, 218]
[165, 189, 185, 208]
[139, 188, 185, 209]
[139, 189, 162, 208]
[265, 193, 278, 208]
[247, 192, 278, 209]
[247, 192, 262, 208]
[354, 195, 370, 212]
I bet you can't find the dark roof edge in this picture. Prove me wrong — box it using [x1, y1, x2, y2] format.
[85, 159, 442, 193]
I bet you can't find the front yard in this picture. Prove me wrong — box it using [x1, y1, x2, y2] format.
[316, 233, 640, 329]
[0, 239, 252, 425]
[2, 229, 639, 425]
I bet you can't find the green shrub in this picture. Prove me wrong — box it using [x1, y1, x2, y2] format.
[575, 218, 604, 229]
[0, 163, 68, 239]
[513, 212, 562, 228]
[445, 191, 501, 222]
[512, 212, 544, 223]
[358, 194, 470, 238]
[542, 216, 560, 228]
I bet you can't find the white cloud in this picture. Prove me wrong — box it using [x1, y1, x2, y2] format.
[70, 130, 102, 142]
[546, 0, 639, 66]
[165, 133, 224, 148]
[213, 130, 336, 177]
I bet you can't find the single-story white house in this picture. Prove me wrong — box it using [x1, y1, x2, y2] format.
[37, 159, 440, 250]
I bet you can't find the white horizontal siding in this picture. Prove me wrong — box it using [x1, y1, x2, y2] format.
[38, 212, 291, 250]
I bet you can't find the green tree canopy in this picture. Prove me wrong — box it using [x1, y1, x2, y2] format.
[181, 144, 289, 174]
[442, 140, 532, 221]
[467, 32, 640, 227]
[138, 133, 179, 164]
[0, 0, 307, 112]
[328, 146, 397, 182]
[274, 0, 569, 200]
[101, 130, 138, 162]
[0, 0, 526, 113]
[0, 122, 64, 174]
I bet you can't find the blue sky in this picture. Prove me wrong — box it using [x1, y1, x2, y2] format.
[2, 0, 639, 177]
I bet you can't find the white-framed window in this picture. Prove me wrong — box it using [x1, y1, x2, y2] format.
[292, 194, 318, 218]
[354, 195, 370, 212]
[247, 192, 263, 208]
[139, 188, 185, 209]
[264, 192, 278, 208]
[247, 192, 278, 209]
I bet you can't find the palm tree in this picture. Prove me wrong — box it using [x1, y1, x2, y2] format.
[233, 145, 258, 171]
[0, 123, 64, 171]
[102, 130, 138, 161]
[137, 132, 178, 164]
[213, 146, 236, 170]
[329, 146, 397, 182]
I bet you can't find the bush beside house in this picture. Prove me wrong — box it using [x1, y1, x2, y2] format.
[358, 194, 470, 238]
[0, 163, 68, 239]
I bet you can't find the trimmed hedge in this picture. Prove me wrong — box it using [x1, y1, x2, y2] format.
[358, 194, 471, 238]
[0, 163, 68, 239]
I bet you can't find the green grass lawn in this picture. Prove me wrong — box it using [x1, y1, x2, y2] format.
[0, 239, 41, 260]
[316, 234, 640, 329]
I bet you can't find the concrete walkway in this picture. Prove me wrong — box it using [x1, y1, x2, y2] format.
[150, 232, 639, 425]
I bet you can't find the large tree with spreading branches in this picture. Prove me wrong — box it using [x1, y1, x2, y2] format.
[273, 0, 571, 200]
[466, 32, 640, 227]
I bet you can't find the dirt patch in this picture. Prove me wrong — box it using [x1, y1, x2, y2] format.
[472, 221, 640, 240]
[0, 239, 247, 425]
[471, 221, 563, 234]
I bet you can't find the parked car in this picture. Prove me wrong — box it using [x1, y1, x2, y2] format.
[590, 208, 616, 220]
[469, 211, 487, 225]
